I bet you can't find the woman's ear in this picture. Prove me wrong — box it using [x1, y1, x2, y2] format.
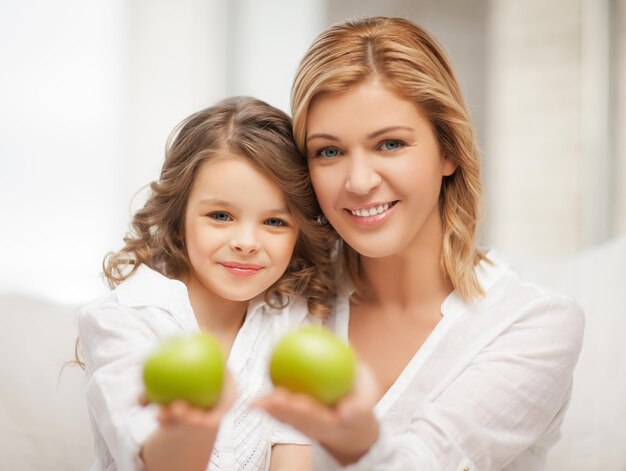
[442, 157, 457, 177]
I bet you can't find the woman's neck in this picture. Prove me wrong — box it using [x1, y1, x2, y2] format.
[356, 214, 453, 310]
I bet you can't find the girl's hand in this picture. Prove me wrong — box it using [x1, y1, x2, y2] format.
[138, 374, 236, 471]
[141, 372, 235, 434]
[253, 363, 380, 465]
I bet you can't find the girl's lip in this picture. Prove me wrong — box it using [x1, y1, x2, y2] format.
[219, 262, 263, 276]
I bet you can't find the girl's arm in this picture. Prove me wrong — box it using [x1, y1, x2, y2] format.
[141, 375, 234, 471]
[268, 444, 312, 471]
[78, 302, 232, 471]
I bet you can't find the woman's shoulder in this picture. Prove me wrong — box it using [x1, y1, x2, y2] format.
[475, 251, 585, 341]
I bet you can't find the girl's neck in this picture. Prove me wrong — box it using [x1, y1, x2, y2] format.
[184, 276, 249, 355]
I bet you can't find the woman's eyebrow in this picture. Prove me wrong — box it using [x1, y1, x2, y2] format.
[367, 126, 415, 139]
[306, 133, 339, 143]
[307, 126, 415, 143]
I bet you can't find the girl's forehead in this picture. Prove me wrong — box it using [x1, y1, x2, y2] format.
[189, 154, 288, 207]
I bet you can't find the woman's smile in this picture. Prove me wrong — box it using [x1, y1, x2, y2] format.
[345, 201, 400, 226]
[306, 80, 456, 258]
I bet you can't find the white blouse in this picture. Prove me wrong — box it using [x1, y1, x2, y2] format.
[77, 265, 308, 471]
[314, 252, 585, 471]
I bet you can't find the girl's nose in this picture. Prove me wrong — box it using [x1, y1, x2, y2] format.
[229, 229, 261, 254]
[345, 156, 382, 195]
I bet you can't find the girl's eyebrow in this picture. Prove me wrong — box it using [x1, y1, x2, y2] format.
[198, 198, 233, 206]
[307, 126, 415, 143]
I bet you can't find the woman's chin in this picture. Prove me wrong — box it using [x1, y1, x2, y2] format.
[346, 240, 401, 259]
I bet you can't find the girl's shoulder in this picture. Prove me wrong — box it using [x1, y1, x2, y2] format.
[77, 265, 195, 336]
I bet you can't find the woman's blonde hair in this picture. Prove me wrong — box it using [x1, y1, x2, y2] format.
[292, 16, 487, 300]
[105, 96, 335, 317]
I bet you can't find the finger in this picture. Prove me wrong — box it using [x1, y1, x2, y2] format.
[157, 399, 191, 426]
[256, 388, 340, 434]
[336, 363, 379, 422]
[138, 393, 149, 407]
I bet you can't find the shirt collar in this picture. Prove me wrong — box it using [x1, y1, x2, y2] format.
[474, 249, 507, 293]
[441, 249, 508, 317]
[115, 264, 272, 325]
[337, 249, 507, 318]
[246, 292, 272, 319]
[115, 264, 187, 310]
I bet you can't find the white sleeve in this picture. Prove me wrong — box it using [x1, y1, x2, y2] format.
[313, 297, 585, 470]
[270, 421, 311, 446]
[77, 303, 162, 471]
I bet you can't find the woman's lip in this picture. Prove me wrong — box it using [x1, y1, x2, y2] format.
[343, 201, 398, 226]
[347, 201, 396, 211]
[220, 262, 263, 276]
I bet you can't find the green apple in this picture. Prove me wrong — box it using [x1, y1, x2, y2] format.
[143, 332, 225, 409]
[269, 325, 356, 405]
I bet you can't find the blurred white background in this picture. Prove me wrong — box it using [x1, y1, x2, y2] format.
[1, 0, 625, 305]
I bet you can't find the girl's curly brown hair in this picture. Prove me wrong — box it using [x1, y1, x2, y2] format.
[104, 96, 335, 318]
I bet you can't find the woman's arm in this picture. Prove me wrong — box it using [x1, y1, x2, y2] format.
[254, 363, 380, 465]
[257, 297, 585, 470]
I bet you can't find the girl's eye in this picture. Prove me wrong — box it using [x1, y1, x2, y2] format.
[316, 147, 341, 158]
[265, 218, 287, 227]
[208, 211, 232, 222]
[379, 140, 403, 151]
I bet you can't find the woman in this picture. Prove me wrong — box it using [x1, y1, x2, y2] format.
[255, 17, 584, 470]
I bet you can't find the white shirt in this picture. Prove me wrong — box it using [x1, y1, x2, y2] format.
[77, 265, 308, 471]
[314, 252, 585, 471]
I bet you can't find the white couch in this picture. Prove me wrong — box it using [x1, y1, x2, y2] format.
[507, 236, 626, 470]
[1, 236, 625, 470]
[0, 294, 93, 470]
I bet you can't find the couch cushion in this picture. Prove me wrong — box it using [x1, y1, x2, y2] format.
[0, 293, 94, 470]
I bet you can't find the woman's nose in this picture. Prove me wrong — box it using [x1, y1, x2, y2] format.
[345, 156, 382, 195]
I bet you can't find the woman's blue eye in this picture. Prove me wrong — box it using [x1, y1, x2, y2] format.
[380, 140, 403, 151]
[265, 218, 287, 227]
[209, 212, 231, 222]
[318, 147, 341, 158]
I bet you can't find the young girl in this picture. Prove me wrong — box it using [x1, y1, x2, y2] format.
[255, 17, 585, 470]
[77, 96, 334, 471]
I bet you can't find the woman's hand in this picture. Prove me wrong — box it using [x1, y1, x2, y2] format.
[254, 364, 380, 465]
